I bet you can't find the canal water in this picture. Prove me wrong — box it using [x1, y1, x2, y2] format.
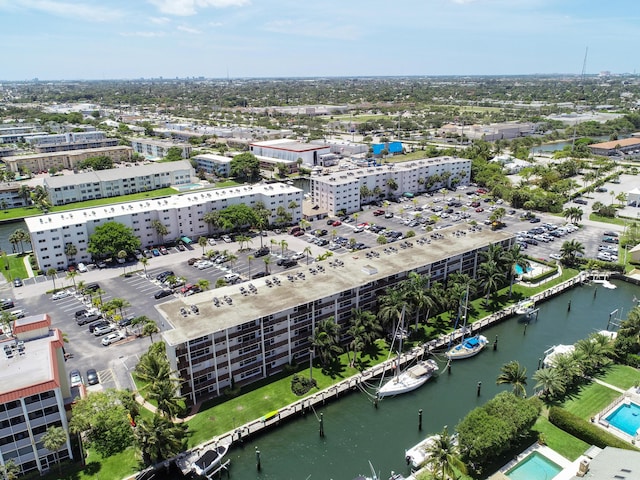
[0, 219, 27, 253]
[225, 280, 639, 480]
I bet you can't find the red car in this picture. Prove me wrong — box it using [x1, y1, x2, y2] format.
[373, 209, 385, 216]
[332, 220, 342, 226]
[293, 230, 305, 237]
[475, 207, 484, 212]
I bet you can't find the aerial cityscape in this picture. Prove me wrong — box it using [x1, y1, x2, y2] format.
[1, 2, 640, 480]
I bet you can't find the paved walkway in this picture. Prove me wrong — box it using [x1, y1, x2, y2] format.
[23, 255, 34, 277]
[592, 378, 626, 393]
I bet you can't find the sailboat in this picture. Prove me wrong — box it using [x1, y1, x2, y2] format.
[377, 307, 439, 398]
[445, 287, 488, 360]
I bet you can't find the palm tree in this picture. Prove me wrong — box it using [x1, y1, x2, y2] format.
[310, 317, 343, 367]
[496, 361, 528, 398]
[196, 278, 210, 291]
[202, 210, 220, 235]
[303, 246, 312, 265]
[64, 242, 78, 264]
[47, 268, 58, 290]
[148, 380, 184, 419]
[377, 288, 407, 334]
[117, 250, 128, 274]
[140, 256, 149, 277]
[505, 245, 529, 297]
[150, 219, 169, 244]
[0, 459, 18, 480]
[270, 238, 278, 254]
[42, 426, 67, 473]
[279, 239, 288, 257]
[247, 254, 254, 279]
[66, 270, 78, 291]
[134, 413, 186, 466]
[477, 260, 502, 307]
[424, 426, 467, 478]
[198, 236, 207, 255]
[532, 367, 566, 400]
[263, 256, 272, 274]
[404, 272, 435, 330]
[142, 321, 160, 343]
[560, 239, 585, 265]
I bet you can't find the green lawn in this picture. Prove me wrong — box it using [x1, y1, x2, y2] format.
[588, 213, 626, 226]
[532, 416, 589, 461]
[0, 205, 44, 221]
[596, 364, 640, 390]
[561, 383, 622, 420]
[1, 253, 30, 282]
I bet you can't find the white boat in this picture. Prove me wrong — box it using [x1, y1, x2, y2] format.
[377, 308, 438, 398]
[593, 279, 617, 289]
[405, 432, 458, 469]
[192, 444, 229, 477]
[542, 344, 575, 368]
[377, 359, 439, 398]
[445, 334, 488, 360]
[515, 298, 535, 315]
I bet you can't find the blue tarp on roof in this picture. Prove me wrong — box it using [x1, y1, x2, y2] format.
[371, 142, 403, 155]
[464, 337, 479, 347]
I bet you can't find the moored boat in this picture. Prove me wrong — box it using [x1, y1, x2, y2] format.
[515, 298, 535, 315]
[192, 444, 229, 477]
[377, 359, 439, 398]
[445, 334, 488, 360]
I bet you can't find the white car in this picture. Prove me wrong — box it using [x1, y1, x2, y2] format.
[208, 238, 217, 246]
[77, 262, 88, 273]
[101, 332, 123, 346]
[222, 235, 232, 243]
[93, 324, 115, 336]
[549, 254, 562, 260]
[52, 290, 73, 300]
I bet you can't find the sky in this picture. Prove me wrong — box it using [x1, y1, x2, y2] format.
[1, 0, 639, 80]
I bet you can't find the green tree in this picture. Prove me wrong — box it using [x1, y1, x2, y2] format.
[0, 459, 19, 480]
[532, 367, 566, 400]
[560, 239, 585, 265]
[150, 219, 169, 244]
[496, 361, 528, 398]
[142, 320, 160, 343]
[164, 146, 184, 162]
[41, 426, 67, 473]
[66, 270, 78, 291]
[69, 390, 135, 457]
[505, 245, 529, 297]
[64, 242, 78, 263]
[134, 413, 187, 466]
[87, 221, 141, 259]
[47, 268, 58, 290]
[424, 426, 467, 478]
[198, 236, 208, 255]
[477, 260, 502, 307]
[196, 278, 210, 291]
[310, 317, 343, 368]
[230, 152, 260, 181]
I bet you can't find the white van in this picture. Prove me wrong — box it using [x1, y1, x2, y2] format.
[223, 273, 240, 283]
[77, 263, 88, 273]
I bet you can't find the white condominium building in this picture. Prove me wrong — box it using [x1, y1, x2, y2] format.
[310, 156, 472, 214]
[0, 314, 73, 476]
[157, 228, 514, 405]
[43, 160, 195, 206]
[25, 183, 303, 271]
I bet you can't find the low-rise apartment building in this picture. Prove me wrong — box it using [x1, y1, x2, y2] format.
[0, 314, 73, 476]
[311, 156, 471, 215]
[192, 154, 232, 177]
[25, 132, 119, 154]
[157, 229, 514, 405]
[1, 146, 133, 174]
[25, 183, 302, 271]
[130, 138, 191, 160]
[0, 183, 30, 209]
[43, 160, 194, 206]
[250, 139, 331, 167]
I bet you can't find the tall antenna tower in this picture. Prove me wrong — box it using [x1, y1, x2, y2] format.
[572, 47, 589, 152]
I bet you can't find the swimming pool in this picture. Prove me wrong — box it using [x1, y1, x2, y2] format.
[507, 451, 562, 480]
[515, 264, 533, 275]
[605, 401, 640, 436]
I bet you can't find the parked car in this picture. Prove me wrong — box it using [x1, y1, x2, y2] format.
[118, 316, 136, 328]
[252, 271, 268, 279]
[93, 324, 116, 336]
[223, 273, 240, 283]
[188, 257, 199, 265]
[373, 209, 385, 216]
[86, 368, 99, 385]
[603, 231, 619, 237]
[69, 369, 82, 387]
[101, 332, 123, 346]
[277, 258, 297, 268]
[159, 246, 168, 255]
[88, 320, 109, 333]
[293, 230, 305, 237]
[1, 299, 15, 310]
[384, 212, 394, 218]
[332, 220, 342, 227]
[222, 235, 232, 243]
[574, 198, 588, 205]
[52, 290, 72, 300]
[152, 248, 160, 256]
[143, 249, 153, 258]
[83, 283, 100, 294]
[254, 247, 269, 257]
[156, 271, 174, 282]
[13, 278, 22, 287]
[154, 289, 173, 299]
[76, 313, 101, 326]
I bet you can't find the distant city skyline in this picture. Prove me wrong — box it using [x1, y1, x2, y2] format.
[1, 0, 638, 81]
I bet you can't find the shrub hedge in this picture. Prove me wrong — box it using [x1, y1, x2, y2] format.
[548, 406, 639, 451]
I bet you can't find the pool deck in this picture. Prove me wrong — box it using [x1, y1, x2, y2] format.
[489, 443, 574, 480]
[594, 386, 640, 443]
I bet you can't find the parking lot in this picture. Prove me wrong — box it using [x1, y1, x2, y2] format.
[2, 183, 626, 392]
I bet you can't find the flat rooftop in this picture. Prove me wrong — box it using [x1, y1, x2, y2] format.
[24, 182, 302, 233]
[158, 227, 513, 346]
[251, 138, 328, 152]
[0, 329, 62, 403]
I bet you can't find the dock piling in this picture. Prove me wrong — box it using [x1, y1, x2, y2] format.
[418, 409, 423, 431]
[319, 413, 324, 438]
[255, 447, 261, 471]
[477, 381, 482, 397]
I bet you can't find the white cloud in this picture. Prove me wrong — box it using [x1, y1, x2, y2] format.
[120, 31, 166, 38]
[264, 19, 360, 41]
[12, 0, 123, 21]
[150, 16, 171, 24]
[148, 0, 250, 17]
[177, 25, 202, 34]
